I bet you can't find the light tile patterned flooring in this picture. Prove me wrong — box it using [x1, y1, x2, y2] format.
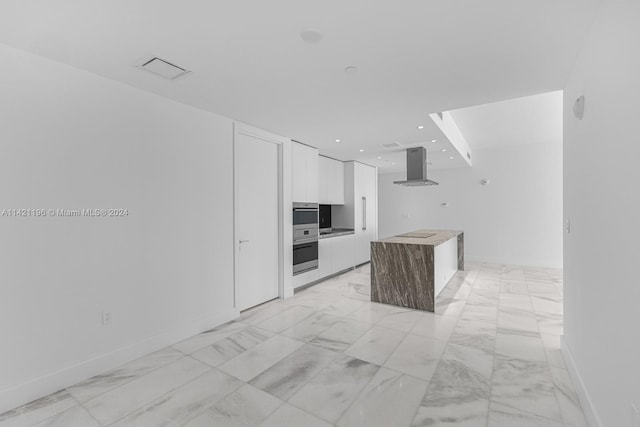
[0, 262, 586, 426]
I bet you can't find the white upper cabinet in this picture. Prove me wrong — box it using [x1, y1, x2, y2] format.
[319, 157, 329, 203]
[292, 141, 319, 203]
[318, 156, 345, 205]
[306, 145, 319, 202]
[328, 158, 345, 204]
[292, 142, 306, 202]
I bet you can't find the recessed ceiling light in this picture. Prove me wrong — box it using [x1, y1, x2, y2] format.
[335, 139, 341, 143]
[392, 162, 396, 165]
[449, 156, 454, 160]
[417, 125, 424, 130]
[344, 66, 358, 74]
[359, 149, 365, 152]
[431, 139, 437, 143]
[377, 156, 382, 159]
[441, 149, 447, 152]
[300, 28, 323, 44]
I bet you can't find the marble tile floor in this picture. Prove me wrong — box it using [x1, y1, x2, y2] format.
[0, 262, 586, 427]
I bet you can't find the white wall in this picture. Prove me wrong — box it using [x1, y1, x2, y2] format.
[0, 43, 237, 412]
[563, 0, 640, 425]
[378, 142, 563, 268]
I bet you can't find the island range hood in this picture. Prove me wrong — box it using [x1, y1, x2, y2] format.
[393, 147, 439, 186]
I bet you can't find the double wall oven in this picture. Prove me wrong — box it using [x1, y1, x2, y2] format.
[293, 202, 318, 275]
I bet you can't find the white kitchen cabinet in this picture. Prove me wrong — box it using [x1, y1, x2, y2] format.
[353, 162, 377, 265]
[317, 238, 332, 279]
[292, 268, 318, 289]
[331, 234, 355, 273]
[317, 234, 355, 280]
[306, 145, 318, 202]
[328, 158, 344, 204]
[292, 142, 307, 202]
[319, 157, 330, 204]
[333, 161, 377, 266]
[292, 141, 319, 203]
[318, 156, 345, 205]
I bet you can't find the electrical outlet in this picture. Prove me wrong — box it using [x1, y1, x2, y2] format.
[101, 311, 112, 326]
[564, 218, 571, 234]
[632, 404, 639, 427]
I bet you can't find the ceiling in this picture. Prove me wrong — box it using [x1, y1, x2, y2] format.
[0, 1, 597, 170]
[375, 90, 564, 174]
[331, 118, 472, 172]
[450, 91, 563, 149]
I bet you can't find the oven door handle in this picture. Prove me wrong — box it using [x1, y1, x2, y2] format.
[294, 237, 319, 245]
[294, 244, 315, 250]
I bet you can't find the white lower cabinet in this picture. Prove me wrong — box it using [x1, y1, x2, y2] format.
[317, 234, 355, 280]
[293, 268, 318, 289]
[318, 239, 332, 279]
[332, 235, 355, 273]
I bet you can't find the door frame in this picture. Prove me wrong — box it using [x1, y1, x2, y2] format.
[233, 122, 293, 310]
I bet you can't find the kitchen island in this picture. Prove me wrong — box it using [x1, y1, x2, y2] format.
[371, 229, 464, 312]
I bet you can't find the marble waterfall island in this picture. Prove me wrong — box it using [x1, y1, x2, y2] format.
[371, 230, 464, 312]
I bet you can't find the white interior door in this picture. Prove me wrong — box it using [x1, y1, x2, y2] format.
[235, 132, 279, 311]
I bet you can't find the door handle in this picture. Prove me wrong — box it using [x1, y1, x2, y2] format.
[239, 239, 249, 244]
[362, 196, 367, 231]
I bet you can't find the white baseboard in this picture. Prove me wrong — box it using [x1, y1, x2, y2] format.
[0, 308, 239, 414]
[465, 255, 562, 269]
[282, 287, 294, 298]
[561, 336, 603, 427]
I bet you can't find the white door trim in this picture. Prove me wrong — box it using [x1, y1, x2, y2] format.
[233, 122, 293, 308]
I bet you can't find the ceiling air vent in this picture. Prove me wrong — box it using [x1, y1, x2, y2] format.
[138, 57, 190, 80]
[383, 142, 402, 148]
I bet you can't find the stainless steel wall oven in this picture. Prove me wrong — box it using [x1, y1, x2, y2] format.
[293, 202, 318, 275]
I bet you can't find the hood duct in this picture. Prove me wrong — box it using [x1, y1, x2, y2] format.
[393, 147, 439, 186]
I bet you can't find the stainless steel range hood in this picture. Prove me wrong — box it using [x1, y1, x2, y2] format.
[393, 147, 439, 186]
